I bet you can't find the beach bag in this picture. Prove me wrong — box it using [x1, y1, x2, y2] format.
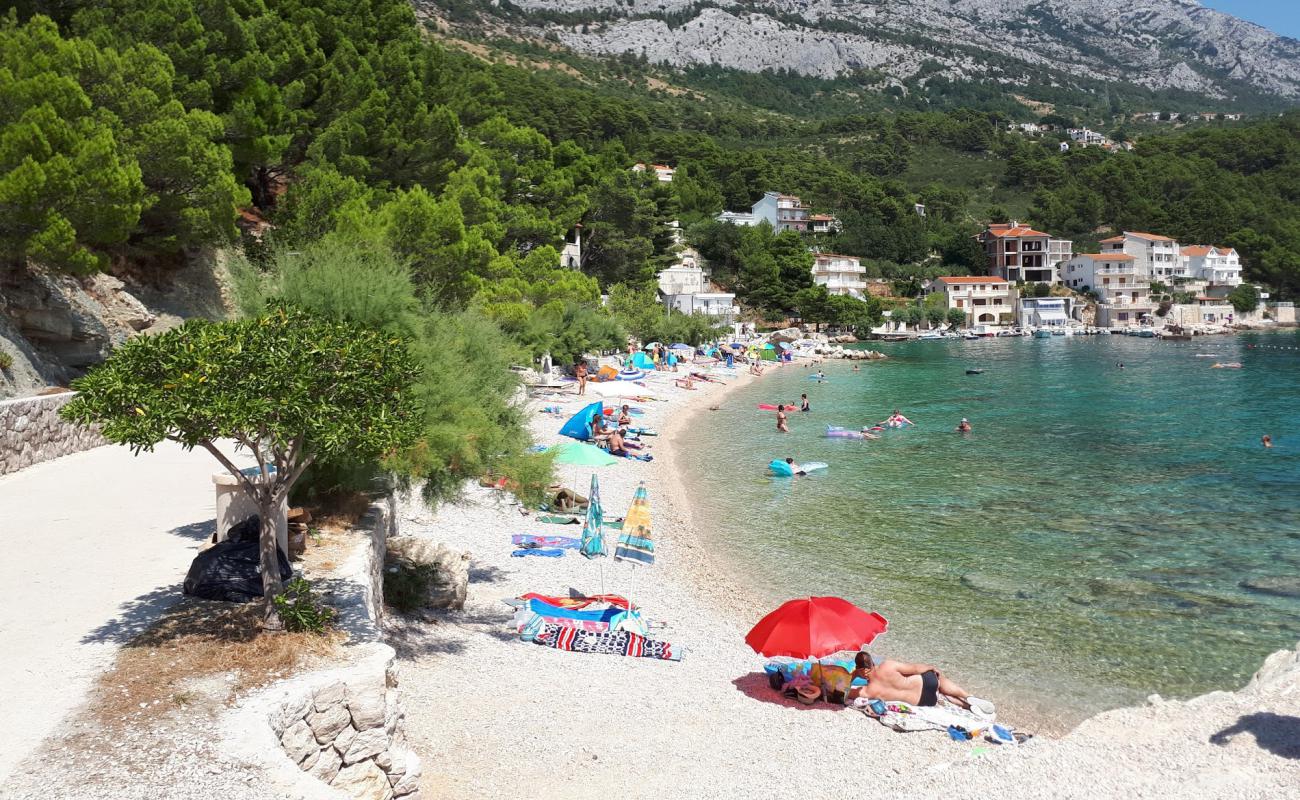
[818, 663, 852, 706]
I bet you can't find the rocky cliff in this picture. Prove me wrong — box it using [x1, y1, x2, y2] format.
[0, 255, 235, 399]
[482, 0, 1300, 101]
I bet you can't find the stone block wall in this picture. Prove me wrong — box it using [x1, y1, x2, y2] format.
[0, 392, 105, 476]
[268, 647, 421, 800]
[257, 497, 421, 800]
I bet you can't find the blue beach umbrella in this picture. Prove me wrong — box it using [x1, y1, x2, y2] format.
[580, 473, 606, 559]
[669, 343, 692, 350]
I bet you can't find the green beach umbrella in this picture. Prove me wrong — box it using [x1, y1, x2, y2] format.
[552, 441, 619, 466]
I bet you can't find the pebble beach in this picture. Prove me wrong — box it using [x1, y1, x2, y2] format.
[389, 359, 1300, 800]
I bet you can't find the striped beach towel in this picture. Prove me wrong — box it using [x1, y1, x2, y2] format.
[533, 623, 682, 661]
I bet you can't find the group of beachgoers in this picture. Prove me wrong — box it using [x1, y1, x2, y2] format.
[589, 404, 641, 457]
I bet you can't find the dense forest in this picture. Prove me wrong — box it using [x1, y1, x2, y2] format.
[4, 0, 1297, 496]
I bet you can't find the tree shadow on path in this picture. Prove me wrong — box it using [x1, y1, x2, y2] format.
[1209, 713, 1300, 760]
[79, 585, 183, 645]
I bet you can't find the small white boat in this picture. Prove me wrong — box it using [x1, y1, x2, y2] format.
[918, 331, 945, 341]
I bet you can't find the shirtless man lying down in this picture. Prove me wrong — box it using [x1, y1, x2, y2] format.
[849, 651, 994, 714]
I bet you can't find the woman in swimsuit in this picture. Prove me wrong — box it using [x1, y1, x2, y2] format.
[776, 405, 790, 433]
[800, 394, 810, 412]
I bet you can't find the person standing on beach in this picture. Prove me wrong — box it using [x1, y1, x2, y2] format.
[575, 361, 588, 396]
[776, 405, 790, 433]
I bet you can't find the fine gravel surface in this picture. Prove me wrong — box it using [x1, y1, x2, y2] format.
[391, 359, 1300, 800]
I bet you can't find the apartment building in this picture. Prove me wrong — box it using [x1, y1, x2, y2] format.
[928, 277, 1016, 327]
[1181, 245, 1243, 287]
[975, 222, 1072, 284]
[1100, 231, 1184, 279]
[812, 253, 867, 299]
[1062, 253, 1155, 326]
[716, 191, 837, 234]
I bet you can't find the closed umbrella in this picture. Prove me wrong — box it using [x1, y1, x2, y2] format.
[614, 482, 654, 566]
[745, 597, 888, 659]
[580, 473, 606, 559]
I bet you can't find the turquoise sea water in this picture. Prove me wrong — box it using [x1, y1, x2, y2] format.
[680, 332, 1300, 725]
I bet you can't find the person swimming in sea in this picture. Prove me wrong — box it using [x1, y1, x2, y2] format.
[884, 409, 913, 427]
[1262, 434, 1273, 448]
[776, 405, 790, 433]
[800, 393, 810, 412]
[784, 457, 805, 475]
[956, 417, 972, 433]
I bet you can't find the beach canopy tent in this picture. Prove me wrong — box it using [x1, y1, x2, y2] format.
[669, 343, 692, 350]
[761, 343, 775, 350]
[629, 351, 655, 370]
[551, 442, 619, 466]
[559, 401, 606, 441]
[745, 597, 888, 659]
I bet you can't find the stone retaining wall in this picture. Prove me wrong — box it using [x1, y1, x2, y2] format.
[221, 498, 422, 800]
[0, 392, 105, 476]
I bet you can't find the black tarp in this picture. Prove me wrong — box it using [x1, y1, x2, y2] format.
[182, 516, 292, 603]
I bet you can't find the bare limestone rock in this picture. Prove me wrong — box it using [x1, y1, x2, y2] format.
[333, 760, 394, 800]
[308, 745, 342, 784]
[346, 682, 387, 730]
[386, 536, 470, 610]
[307, 703, 352, 744]
[332, 725, 358, 757]
[280, 720, 317, 765]
[313, 680, 346, 711]
[391, 753, 422, 797]
[342, 727, 389, 765]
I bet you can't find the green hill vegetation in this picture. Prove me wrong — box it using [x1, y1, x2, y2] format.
[3, 0, 1300, 492]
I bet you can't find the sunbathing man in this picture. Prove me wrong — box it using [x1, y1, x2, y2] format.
[849, 652, 993, 714]
[606, 428, 629, 457]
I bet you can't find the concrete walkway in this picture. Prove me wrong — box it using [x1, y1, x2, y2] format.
[0, 441, 252, 785]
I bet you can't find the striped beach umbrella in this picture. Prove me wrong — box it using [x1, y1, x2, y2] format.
[614, 482, 654, 566]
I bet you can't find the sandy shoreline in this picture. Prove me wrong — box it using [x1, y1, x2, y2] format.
[390, 358, 1300, 799]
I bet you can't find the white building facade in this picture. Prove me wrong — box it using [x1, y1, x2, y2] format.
[1181, 245, 1243, 286]
[812, 254, 867, 298]
[1062, 252, 1155, 327]
[657, 246, 739, 321]
[1100, 232, 1183, 279]
[717, 191, 835, 234]
[929, 276, 1015, 327]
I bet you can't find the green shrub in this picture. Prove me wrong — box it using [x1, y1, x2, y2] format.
[496, 449, 557, 509]
[273, 578, 338, 634]
[0, 350, 13, 371]
[384, 558, 441, 614]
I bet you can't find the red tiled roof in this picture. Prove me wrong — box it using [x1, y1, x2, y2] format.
[1181, 245, 1212, 256]
[1099, 236, 1125, 243]
[1124, 231, 1175, 242]
[813, 253, 860, 261]
[1216, 247, 1235, 256]
[1076, 253, 1135, 261]
[936, 276, 1008, 284]
[809, 214, 837, 221]
[984, 224, 1049, 238]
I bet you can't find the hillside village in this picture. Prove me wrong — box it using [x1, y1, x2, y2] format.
[565, 162, 1292, 337]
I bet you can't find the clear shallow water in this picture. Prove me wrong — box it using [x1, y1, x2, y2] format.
[681, 333, 1300, 724]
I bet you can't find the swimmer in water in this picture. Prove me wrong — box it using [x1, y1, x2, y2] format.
[1262, 434, 1273, 448]
[800, 393, 810, 412]
[956, 418, 972, 433]
[776, 405, 790, 433]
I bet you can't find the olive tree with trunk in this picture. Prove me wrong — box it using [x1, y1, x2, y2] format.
[62, 303, 421, 629]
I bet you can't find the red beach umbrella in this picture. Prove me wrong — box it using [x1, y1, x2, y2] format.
[744, 597, 888, 659]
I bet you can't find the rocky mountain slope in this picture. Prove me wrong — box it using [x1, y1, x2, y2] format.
[479, 0, 1300, 102]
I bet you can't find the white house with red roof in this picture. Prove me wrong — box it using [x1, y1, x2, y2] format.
[927, 276, 1016, 327]
[1062, 252, 1155, 327]
[1180, 245, 1242, 286]
[632, 162, 675, 182]
[975, 221, 1072, 284]
[1100, 231, 1183, 279]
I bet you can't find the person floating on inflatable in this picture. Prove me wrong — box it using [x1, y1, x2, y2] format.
[785, 457, 804, 475]
[858, 427, 881, 439]
[956, 418, 972, 433]
[882, 409, 914, 428]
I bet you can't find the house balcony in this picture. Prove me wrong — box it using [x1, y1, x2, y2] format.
[819, 278, 868, 291]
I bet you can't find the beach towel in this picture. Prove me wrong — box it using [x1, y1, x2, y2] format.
[511, 548, 565, 558]
[533, 623, 682, 661]
[519, 592, 632, 610]
[513, 534, 581, 549]
[861, 698, 995, 734]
